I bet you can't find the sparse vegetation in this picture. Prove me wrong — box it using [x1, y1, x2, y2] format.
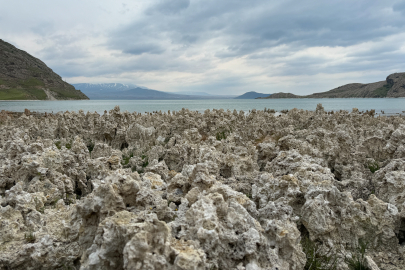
[25, 231, 36, 243]
[122, 152, 133, 166]
[216, 131, 227, 141]
[368, 162, 379, 173]
[65, 141, 72, 149]
[87, 141, 95, 153]
[373, 84, 391, 97]
[345, 240, 371, 270]
[301, 235, 338, 270]
[55, 141, 62, 149]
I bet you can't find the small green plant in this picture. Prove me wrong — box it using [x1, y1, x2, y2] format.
[301, 235, 338, 270]
[216, 131, 227, 141]
[55, 141, 62, 149]
[121, 152, 134, 166]
[25, 231, 36, 243]
[34, 197, 45, 213]
[50, 197, 60, 208]
[65, 141, 72, 149]
[65, 194, 74, 205]
[368, 162, 379, 173]
[140, 154, 149, 168]
[345, 240, 371, 270]
[87, 141, 95, 153]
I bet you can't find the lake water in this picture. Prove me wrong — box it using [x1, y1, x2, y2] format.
[0, 99, 404, 115]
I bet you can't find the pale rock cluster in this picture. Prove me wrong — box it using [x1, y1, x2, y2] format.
[0, 106, 405, 269]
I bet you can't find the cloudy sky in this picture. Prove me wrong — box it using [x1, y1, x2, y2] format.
[1, 0, 405, 95]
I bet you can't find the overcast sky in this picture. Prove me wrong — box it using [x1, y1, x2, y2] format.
[1, 0, 405, 95]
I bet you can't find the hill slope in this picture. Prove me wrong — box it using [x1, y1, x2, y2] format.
[259, 72, 405, 99]
[257, 92, 298, 99]
[234, 91, 271, 99]
[0, 39, 88, 100]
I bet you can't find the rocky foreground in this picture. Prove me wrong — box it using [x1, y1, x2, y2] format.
[0, 105, 404, 269]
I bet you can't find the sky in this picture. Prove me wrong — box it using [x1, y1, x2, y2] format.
[1, 0, 405, 95]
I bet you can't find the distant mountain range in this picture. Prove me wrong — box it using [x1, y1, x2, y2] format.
[234, 91, 271, 99]
[258, 72, 405, 99]
[72, 83, 237, 100]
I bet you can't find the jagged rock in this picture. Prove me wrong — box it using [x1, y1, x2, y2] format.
[1, 106, 405, 269]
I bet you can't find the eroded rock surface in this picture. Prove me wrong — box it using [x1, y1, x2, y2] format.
[0, 105, 404, 269]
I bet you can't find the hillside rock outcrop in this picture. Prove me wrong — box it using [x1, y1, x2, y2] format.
[0, 39, 88, 100]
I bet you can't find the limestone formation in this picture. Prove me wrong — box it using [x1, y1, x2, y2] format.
[1, 105, 405, 269]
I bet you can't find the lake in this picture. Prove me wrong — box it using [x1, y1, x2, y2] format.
[0, 99, 404, 115]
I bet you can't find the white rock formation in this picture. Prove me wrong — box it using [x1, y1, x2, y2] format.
[0, 105, 404, 269]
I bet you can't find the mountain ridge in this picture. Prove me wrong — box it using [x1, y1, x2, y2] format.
[234, 91, 271, 99]
[258, 72, 405, 99]
[73, 83, 236, 99]
[0, 39, 88, 100]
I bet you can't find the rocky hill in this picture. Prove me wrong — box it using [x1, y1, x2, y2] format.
[258, 92, 299, 99]
[234, 91, 271, 99]
[259, 72, 405, 98]
[0, 39, 88, 100]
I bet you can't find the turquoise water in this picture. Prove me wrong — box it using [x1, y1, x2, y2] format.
[0, 99, 404, 114]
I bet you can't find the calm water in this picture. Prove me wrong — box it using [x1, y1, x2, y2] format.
[0, 99, 404, 114]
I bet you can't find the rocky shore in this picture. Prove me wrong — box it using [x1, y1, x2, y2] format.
[0, 105, 404, 269]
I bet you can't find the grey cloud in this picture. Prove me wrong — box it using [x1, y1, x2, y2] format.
[393, 1, 405, 13]
[8, 0, 404, 94]
[30, 22, 55, 37]
[121, 43, 165, 55]
[109, 0, 405, 59]
[146, 0, 190, 15]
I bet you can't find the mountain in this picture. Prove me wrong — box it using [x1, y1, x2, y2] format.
[72, 83, 143, 99]
[73, 83, 236, 99]
[72, 84, 197, 100]
[258, 72, 405, 99]
[0, 39, 88, 100]
[258, 92, 298, 99]
[234, 91, 272, 99]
